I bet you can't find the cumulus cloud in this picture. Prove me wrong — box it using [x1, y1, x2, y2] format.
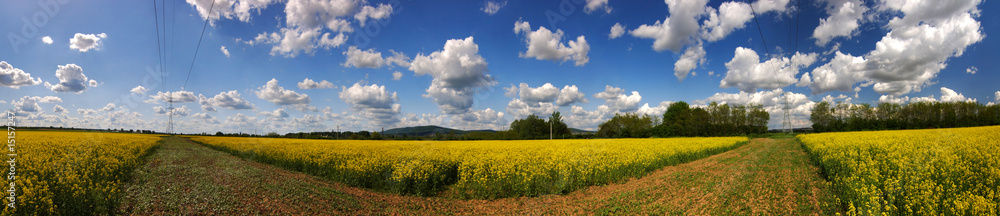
[202, 90, 255, 110]
[0, 61, 43, 88]
[192, 112, 221, 124]
[297, 78, 335, 89]
[720, 47, 818, 92]
[52, 104, 66, 113]
[594, 85, 642, 113]
[256, 78, 311, 105]
[50, 64, 96, 93]
[674, 44, 706, 81]
[339, 83, 401, 126]
[149, 91, 199, 103]
[220, 46, 231, 57]
[700, 1, 753, 42]
[505, 99, 558, 119]
[392, 71, 403, 80]
[556, 85, 588, 106]
[638, 101, 674, 117]
[408, 37, 495, 114]
[481, 1, 506, 15]
[813, 0, 868, 45]
[804, 51, 867, 94]
[88, 80, 98, 87]
[939, 87, 975, 102]
[131, 86, 148, 95]
[42, 36, 53, 44]
[99, 103, 116, 112]
[609, 23, 625, 39]
[13, 96, 62, 112]
[452, 108, 507, 130]
[878, 94, 909, 104]
[153, 105, 191, 117]
[259, 108, 290, 119]
[342, 46, 410, 68]
[965, 66, 977, 74]
[630, 0, 708, 53]
[803, 0, 984, 96]
[355, 3, 392, 26]
[995, 91, 1000, 103]
[342, 46, 385, 68]
[185, 0, 279, 23]
[584, 0, 611, 14]
[514, 21, 590, 66]
[69, 33, 107, 52]
[78, 109, 97, 115]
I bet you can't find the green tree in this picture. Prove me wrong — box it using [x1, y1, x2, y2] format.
[547, 111, 571, 139]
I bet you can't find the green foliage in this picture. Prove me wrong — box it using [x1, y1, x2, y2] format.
[649, 101, 768, 137]
[810, 101, 1000, 132]
[597, 113, 656, 138]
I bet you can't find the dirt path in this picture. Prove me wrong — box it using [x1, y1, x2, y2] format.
[118, 137, 839, 215]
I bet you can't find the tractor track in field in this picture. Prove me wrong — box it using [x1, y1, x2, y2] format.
[119, 136, 839, 215]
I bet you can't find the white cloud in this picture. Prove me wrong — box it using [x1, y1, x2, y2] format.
[803, 0, 984, 96]
[50, 64, 96, 93]
[297, 78, 335, 89]
[452, 108, 507, 130]
[408, 37, 495, 114]
[609, 23, 625, 39]
[594, 85, 642, 113]
[878, 94, 909, 104]
[720, 47, 818, 92]
[69, 33, 107, 52]
[813, 0, 868, 46]
[220, 46, 231, 57]
[966, 66, 977, 74]
[674, 44, 706, 81]
[700, 1, 753, 42]
[240, 0, 364, 57]
[995, 91, 1000, 103]
[149, 91, 199, 103]
[153, 105, 191, 117]
[939, 87, 975, 102]
[42, 36, 53, 44]
[909, 95, 937, 103]
[630, 0, 708, 53]
[264, 27, 347, 57]
[185, 0, 279, 23]
[13, 96, 61, 112]
[481, 1, 506, 15]
[342, 46, 384, 68]
[805, 51, 867, 94]
[52, 104, 66, 113]
[339, 82, 401, 126]
[556, 85, 588, 106]
[192, 112, 221, 124]
[88, 80, 98, 87]
[355, 3, 392, 26]
[259, 108, 290, 119]
[256, 78, 311, 105]
[0, 61, 42, 88]
[99, 103, 116, 112]
[505, 99, 558, 119]
[637, 101, 674, 117]
[131, 86, 148, 95]
[78, 109, 96, 115]
[392, 71, 403, 80]
[514, 21, 590, 66]
[203, 91, 255, 110]
[584, 0, 611, 14]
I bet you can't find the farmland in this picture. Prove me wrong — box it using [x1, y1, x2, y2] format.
[186, 136, 748, 198]
[799, 126, 1000, 215]
[2, 131, 162, 215]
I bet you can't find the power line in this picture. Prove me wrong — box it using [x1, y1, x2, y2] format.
[748, 0, 770, 56]
[183, 0, 216, 90]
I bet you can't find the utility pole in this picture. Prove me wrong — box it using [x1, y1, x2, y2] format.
[550, 118, 553, 140]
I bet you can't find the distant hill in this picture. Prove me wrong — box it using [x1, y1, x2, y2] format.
[570, 128, 594, 135]
[382, 125, 497, 137]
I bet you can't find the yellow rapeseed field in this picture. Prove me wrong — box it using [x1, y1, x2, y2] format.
[188, 136, 747, 198]
[798, 126, 1000, 215]
[2, 131, 162, 215]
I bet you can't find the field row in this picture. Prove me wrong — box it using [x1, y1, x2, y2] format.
[3, 131, 162, 215]
[798, 126, 999, 215]
[187, 136, 748, 198]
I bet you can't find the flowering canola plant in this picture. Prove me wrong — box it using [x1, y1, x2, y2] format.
[188, 136, 747, 198]
[2, 131, 162, 215]
[798, 126, 999, 215]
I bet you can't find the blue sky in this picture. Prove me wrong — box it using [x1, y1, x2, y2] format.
[2, 0, 998, 134]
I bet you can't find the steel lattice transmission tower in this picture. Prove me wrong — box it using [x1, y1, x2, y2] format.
[167, 99, 175, 134]
[782, 92, 792, 133]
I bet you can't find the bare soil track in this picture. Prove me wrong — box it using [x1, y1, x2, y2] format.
[118, 137, 839, 215]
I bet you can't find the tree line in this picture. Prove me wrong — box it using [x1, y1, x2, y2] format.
[596, 101, 769, 138]
[810, 101, 1000, 132]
